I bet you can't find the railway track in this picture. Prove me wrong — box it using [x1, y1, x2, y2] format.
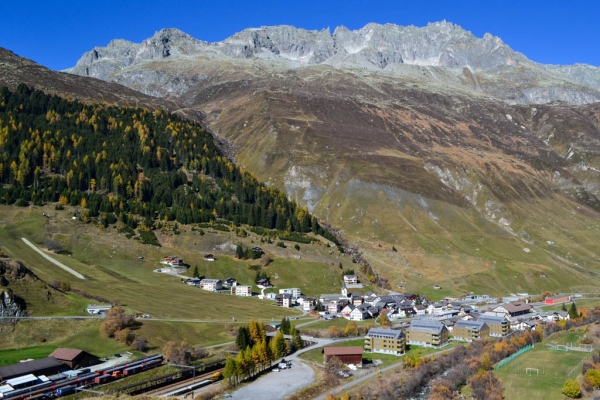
[144, 368, 224, 396]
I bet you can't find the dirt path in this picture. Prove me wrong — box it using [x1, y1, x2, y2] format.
[21, 237, 86, 280]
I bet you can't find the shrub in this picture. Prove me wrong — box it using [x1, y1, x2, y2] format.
[562, 379, 581, 398]
[276, 241, 286, 248]
[139, 230, 161, 246]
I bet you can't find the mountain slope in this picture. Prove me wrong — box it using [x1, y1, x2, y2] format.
[0, 47, 183, 115]
[59, 22, 600, 296]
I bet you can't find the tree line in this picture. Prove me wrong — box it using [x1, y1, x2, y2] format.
[0, 84, 337, 242]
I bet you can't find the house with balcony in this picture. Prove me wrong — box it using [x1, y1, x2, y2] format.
[477, 314, 510, 337]
[199, 279, 222, 292]
[231, 285, 252, 297]
[365, 328, 406, 355]
[407, 320, 449, 347]
[453, 320, 489, 342]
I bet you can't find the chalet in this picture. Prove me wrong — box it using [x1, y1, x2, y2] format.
[231, 285, 252, 297]
[203, 254, 215, 261]
[276, 293, 293, 308]
[303, 297, 316, 311]
[279, 288, 302, 298]
[493, 302, 532, 319]
[323, 347, 364, 365]
[407, 320, 449, 347]
[343, 275, 358, 285]
[364, 328, 406, 355]
[477, 314, 510, 337]
[86, 304, 112, 315]
[162, 255, 183, 266]
[545, 294, 571, 305]
[199, 279, 223, 292]
[223, 277, 238, 287]
[341, 304, 354, 318]
[414, 304, 427, 315]
[186, 277, 202, 286]
[453, 320, 489, 342]
[256, 278, 272, 288]
[262, 292, 277, 301]
[551, 311, 570, 322]
[48, 348, 99, 369]
[348, 305, 370, 321]
[350, 293, 363, 306]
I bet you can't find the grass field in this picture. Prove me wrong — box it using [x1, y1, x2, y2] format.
[496, 332, 593, 400]
[0, 321, 130, 365]
[0, 207, 311, 321]
[295, 318, 376, 331]
[541, 299, 600, 312]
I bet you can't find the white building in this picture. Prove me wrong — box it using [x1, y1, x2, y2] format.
[86, 305, 112, 315]
[279, 288, 302, 298]
[199, 279, 223, 292]
[231, 285, 252, 297]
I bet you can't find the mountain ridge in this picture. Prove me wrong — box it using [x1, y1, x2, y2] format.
[67, 21, 600, 105]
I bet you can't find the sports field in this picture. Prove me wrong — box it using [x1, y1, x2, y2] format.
[496, 333, 592, 400]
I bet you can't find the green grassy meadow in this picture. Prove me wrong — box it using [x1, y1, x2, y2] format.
[496, 332, 593, 400]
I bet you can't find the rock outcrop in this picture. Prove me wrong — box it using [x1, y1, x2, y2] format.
[66, 21, 600, 105]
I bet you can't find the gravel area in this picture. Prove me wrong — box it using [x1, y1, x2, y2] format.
[229, 355, 314, 399]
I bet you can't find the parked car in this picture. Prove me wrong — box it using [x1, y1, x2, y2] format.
[273, 368, 280, 372]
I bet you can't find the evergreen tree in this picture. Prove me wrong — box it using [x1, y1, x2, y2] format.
[192, 265, 199, 278]
[569, 302, 580, 319]
[291, 327, 303, 350]
[235, 326, 250, 350]
[236, 244, 244, 259]
[280, 317, 291, 335]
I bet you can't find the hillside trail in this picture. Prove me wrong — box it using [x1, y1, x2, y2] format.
[21, 237, 86, 280]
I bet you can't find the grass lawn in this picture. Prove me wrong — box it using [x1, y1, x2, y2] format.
[0, 208, 303, 321]
[136, 320, 237, 350]
[296, 318, 376, 331]
[0, 346, 58, 366]
[541, 299, 600, 312]
[496, 340, 592, 400]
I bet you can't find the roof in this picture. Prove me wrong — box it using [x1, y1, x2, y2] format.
[49, 348, 84, 361]
[0, 357, 63, 380]
[477, 314, 508, 324]
[323, 346, 364, 356]
[5, 374, 39, 386]
[455, 320, 488, 330]
[497, 302, 532, 313]
[200, 279, 221, 283]
[409, 320, 446, 334]
[343, 275, 357, 279]
[367, 328, 404, 340]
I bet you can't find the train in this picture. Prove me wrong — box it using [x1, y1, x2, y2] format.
[3, 355, 164, 400]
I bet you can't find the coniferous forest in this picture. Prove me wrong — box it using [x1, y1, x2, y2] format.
[0, 84, 338, 243]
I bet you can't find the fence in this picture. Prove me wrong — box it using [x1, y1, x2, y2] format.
[495, 344, 533, 370]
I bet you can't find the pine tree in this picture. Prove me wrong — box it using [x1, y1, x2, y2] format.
[291, 327, 303, 350]
[192, 265, 199, 278]
[280, 317, 291, 335]
[569, 302, 580, 319]
[236, 244, 244, 259]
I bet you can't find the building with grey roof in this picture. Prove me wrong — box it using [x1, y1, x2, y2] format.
[365, 328, 406, 355]
[407, 320, 449, 347]
[453, 320, 489, 342]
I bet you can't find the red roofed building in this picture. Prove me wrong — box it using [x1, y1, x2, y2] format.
[323, 346, 364, 365]
[48, 348, 99, 369]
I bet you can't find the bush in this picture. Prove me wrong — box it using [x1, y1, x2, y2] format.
[562, 379, 581, 398]
[276, 241, 286, 248]
[55, 204, 64, 210]
[139, 230, 161, 246]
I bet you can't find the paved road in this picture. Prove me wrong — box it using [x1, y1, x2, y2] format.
[227, 336, 359, 400]
[21, 237, 86, 279]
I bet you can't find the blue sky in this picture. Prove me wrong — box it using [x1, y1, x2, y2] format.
[1, 0, 598, 70]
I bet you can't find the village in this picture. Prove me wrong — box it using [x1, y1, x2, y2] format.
[155, 255, 579, 354]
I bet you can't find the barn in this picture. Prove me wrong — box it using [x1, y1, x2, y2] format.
[545, 295, 572, 305]
[323, 346, 364, 365]
[49, 348, 100, 369]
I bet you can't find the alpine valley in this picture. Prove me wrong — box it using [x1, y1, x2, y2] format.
[6, 21, 600, 297]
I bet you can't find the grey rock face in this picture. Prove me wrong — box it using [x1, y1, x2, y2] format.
[0, 290, 27, 322]
[66, 22, 600, 105]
